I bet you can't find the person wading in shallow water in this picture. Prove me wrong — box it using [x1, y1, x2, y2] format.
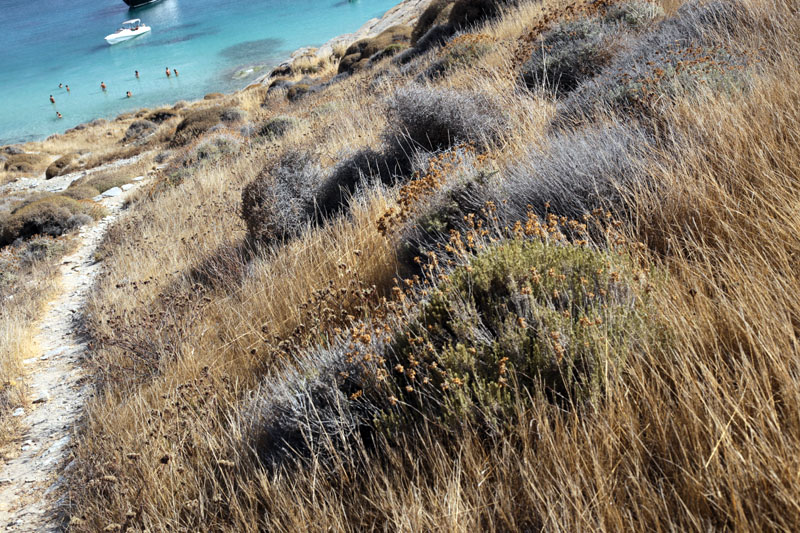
[126, 91, 132, 98]
[66, 85, 70, 92]
[173, 68, 179, 77]
[56, 111, 62, 119]
[135, 70, 139, 78]
[165, 67, 171, 77]
[49, 95, 55, 104]
[101, 81, 107, 91]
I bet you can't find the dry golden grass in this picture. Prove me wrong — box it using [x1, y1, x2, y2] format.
[0, 311, 35, 449]
[290, 53, 334, 76]
[0, 238, 72, 451]
[0, 152, 54, 183]
[56, 0, 800, 530]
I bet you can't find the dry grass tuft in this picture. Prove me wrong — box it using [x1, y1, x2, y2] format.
[0, 236, 72, 449]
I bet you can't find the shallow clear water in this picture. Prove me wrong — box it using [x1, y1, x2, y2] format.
[0, 0, 399, 145]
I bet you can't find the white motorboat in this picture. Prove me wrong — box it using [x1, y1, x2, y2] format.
[104, 19, 151, 45]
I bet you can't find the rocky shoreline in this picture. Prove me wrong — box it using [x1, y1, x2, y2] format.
[253, 0, 429, 85]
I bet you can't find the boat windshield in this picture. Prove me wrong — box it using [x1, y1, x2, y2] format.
[122, 19, 141, 30]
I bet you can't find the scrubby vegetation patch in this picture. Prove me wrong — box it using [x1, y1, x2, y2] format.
[558, 0, 750, 123]
[248, 225, 657, 470]
[256, 115, 301, 141]
[425, 33, 495, 78]
[0, 195, 102, 246]
[241, 151, 321, 245]
[385, 84, 506, 153]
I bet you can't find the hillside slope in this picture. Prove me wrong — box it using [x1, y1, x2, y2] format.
[2, 0, 799, 530]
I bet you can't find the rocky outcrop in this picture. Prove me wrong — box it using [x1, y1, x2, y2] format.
[338, 25, 412, 74]
[45, 153, 77, 180]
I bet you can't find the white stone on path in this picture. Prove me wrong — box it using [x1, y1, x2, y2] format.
[121, 183, 134, 191]
[101, 186, 123, 198]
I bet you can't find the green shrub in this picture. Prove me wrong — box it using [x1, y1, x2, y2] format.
[247, 236, 660, 469]
[18, 235, 69, 267]
[385, 239, 655, 426]
[382, 43, 407, 55]
[604, 1, 663, 29]
[69, 174, 128, 194]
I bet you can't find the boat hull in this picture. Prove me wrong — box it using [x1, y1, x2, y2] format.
[123, 0, 162, 8]
[104, 26, 151, 44]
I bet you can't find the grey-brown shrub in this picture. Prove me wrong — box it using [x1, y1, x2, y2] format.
[558, 0, 749, 124]
[257, 115, 300, 140]
[521, 18, 621, 95]
[495, 122, 653, 223]
[241, 151, 321, 245]
[172, 108, 227, 145]
[4, 153, 46, 173]
[385, 84, 505, 153]
[0, 195, 99, 246]
[123, 120, 158, 143]
[220, 108, 246, 124]
[246, 341, 383, 471]
[313, 148, 397, 219]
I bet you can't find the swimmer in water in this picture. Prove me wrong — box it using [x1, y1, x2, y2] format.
[50, 95, 55, 104]
[173, 68, 179, 77]
[65, 85, 70, 92]
[58, 83, 63, 89]
[135, 70, 139, 78]
[126, 91, 132, 98]
[165, 67, 171, 77]
[101, 81, 107, 91]
[56, 111, 62, 119]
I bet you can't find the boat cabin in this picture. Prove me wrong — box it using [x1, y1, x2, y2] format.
[121, 19, 142, 31]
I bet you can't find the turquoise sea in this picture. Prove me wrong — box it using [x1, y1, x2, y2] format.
[0, 0, 400, 145]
